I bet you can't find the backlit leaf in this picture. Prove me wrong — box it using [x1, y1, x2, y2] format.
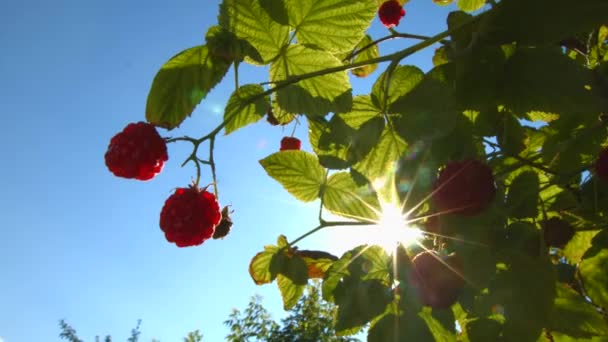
[146, 46, 231, 129]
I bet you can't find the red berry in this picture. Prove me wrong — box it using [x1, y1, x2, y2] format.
[596, 147, 608, 182]
[280, 137, 301, 151]
[408, 251, 465, 309]
[104, 122, 168, 181]
[541, 218, 575, 248]
[378, 0, 405, 28]
[159, 186, 221, 247]
[432, 159, 496, 216]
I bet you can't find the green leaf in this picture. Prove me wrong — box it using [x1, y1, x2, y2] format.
[270, 44, 352, 116]
[372, 65, 424, 111]
[259, 151, 326, 202]
[419, 308, 457, 341]
[492, 255, 556, 342]
[500, 47, 601, 125]
[497, 112, 526, 156]
[466, 318, 503, 342]
[351, 34, 380, 78]
[284, 0, 377, 53]
[249, 244, 281, 285]
[447, 11, 475, 50]
[506, 171, 540, 219]
[219, 0, 290, 64]
[296, 250, 338, 279]
[146, 45, 231, 129]
[334, 279, 393, 334]
[391, 69, 459, 142]
[308, 116, 353, 169]
[457, 0, 485, 12]
[323, 245, 391, 303]
[337, 95, 382, 129]
[432, 46, 450, 67]
[368, 312, 434, 342]
[481, 0, 608, 46]
[224, 84, 270, 135]
[277, 274, 306, 310]
[579, 249, 608, 309]
[205, 25, 262, 63]
[323, 172, 380, 221]
[354, 126, 407, 182]
[550, 286, 608, 338]
[347, 117, 385, 164]
[563, 230, 600, 264]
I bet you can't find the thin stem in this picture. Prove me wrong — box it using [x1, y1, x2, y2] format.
[209, 136, 218, 198]
[345, 31, 449, 63]
[318, 171, 329, 223]
[234, 61, 240, 91]
[483, 138, 560, 176]
[288, 220, 375, 247]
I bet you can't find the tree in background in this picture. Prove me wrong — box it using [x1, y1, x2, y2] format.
[225, 282, 360, 342]
[58, 319, 202, 342]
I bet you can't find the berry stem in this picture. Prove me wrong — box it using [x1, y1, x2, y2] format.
[209, 136, 219, 198]
[234, 61, 240, 92]
[483, 138, 561, 176]
[342, 30, 447, 63]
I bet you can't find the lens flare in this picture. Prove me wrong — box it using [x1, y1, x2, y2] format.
[373, 201, 424, 252]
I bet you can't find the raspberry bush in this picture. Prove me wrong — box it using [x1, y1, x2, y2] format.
[105, 0, 608, 340]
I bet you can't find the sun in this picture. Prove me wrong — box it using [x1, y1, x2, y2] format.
[321, 173, 426, 255]
[373, 200, 424, 252]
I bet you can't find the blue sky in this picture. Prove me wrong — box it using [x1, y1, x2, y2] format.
[0, 1, 457, 340]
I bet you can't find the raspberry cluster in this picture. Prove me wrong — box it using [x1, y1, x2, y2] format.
[432, 159, 496, 216]
[408, 251, 465, 309]
[378, 0, 406, 28]
[160, 186, 222, 247]
[596, 146, 608, 182]
[280, 137, 301, 151]
[105, 122, 168, 181]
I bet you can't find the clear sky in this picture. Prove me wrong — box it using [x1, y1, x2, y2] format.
[0, 1, 458, 340]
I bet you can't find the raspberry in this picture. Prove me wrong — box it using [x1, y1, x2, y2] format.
[378, 0, 405, 28]
[408, 251, 464, 309]
[541, 218, 575, 248]
[432, 159, 496, 216]
[104, 122, 168, 181]
[159, 186, 221, 247]
[213, 206, 234, 239]
[595, 147, 608, 182]
[280, 137, 301, 151]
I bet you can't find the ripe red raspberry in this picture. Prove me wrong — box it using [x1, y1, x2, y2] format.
[159, 186, 221, 247]
[104, 122, 168, 181]
[541, 217, 575, 248]
[408, 251, 465, 309]
[432, 159, 496, 216]
[595, 147, 608, 182]
[378, 0, 405, 28]
[280, 137, 301, 151]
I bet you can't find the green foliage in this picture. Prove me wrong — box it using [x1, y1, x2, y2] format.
[146, 46, 231, 129]
[259, 151, 326, 202]
[58, 319, 174, 342]
[224, 84, 270, 135]
[135, 0, 608, 340]
[225, 282, 361, 342]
